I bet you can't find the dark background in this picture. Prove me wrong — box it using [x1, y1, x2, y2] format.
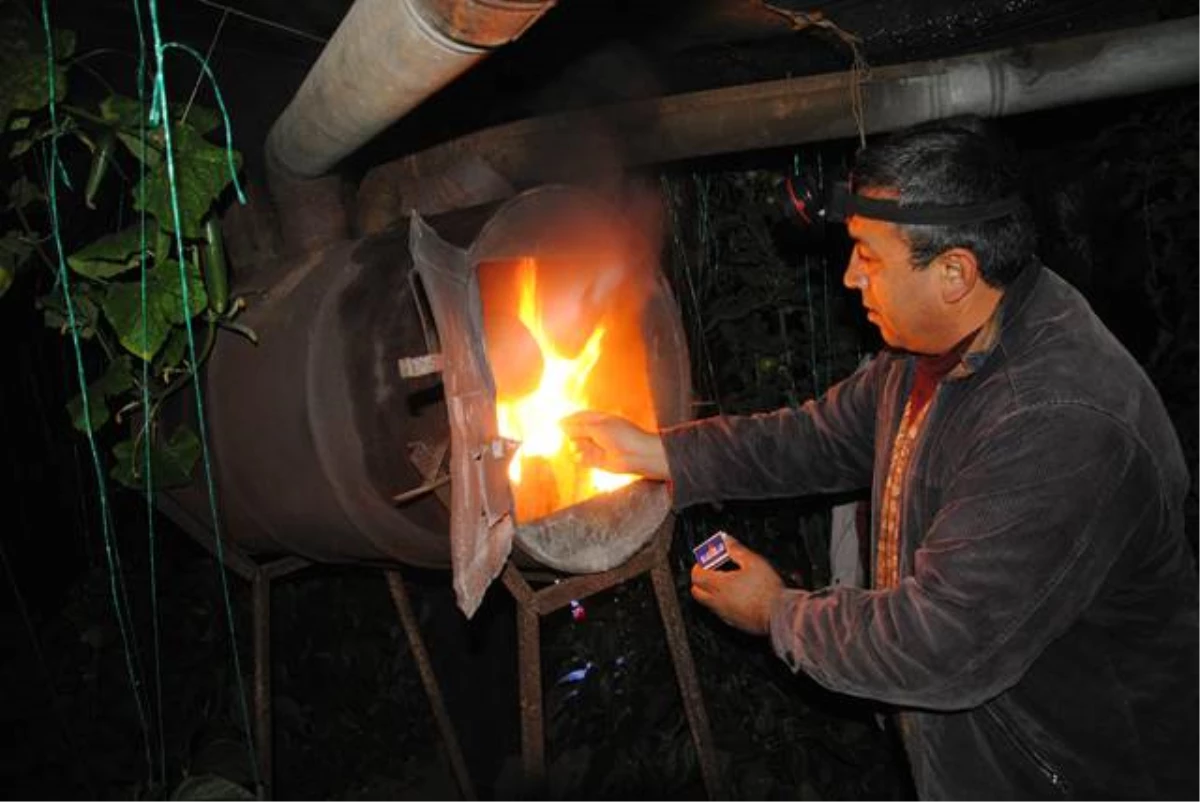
[1, 0, 1195, 798]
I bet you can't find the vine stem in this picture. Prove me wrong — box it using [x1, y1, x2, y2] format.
[118, 319, 217, 462]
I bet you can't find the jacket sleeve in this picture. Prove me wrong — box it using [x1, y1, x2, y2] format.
[660, 354, 885, 508]
[768, 403, 1161, 710]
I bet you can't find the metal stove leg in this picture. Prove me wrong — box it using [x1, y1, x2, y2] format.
[385, 571, 477, 800]
[500, 563, 546, 792]
[252, 571, 273, 800]
[650, 555, 723, 799]
[515, 599, 544, 791]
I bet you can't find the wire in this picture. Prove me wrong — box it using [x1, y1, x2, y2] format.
[761, 3, 870, 148]
[144, 1, 259, 791]
[182, 7, 228, 126]
[130, 0, 166, 784]
[39, 0, 155, 785]
[0, 537, 86, 781]
[191, 0, 327, 45]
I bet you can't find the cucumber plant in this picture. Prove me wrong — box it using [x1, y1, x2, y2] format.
[1, 2, 248, 489]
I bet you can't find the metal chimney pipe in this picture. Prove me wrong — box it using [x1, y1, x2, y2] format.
[356, 15, 1199, 228]
[264, 0, 557, 251]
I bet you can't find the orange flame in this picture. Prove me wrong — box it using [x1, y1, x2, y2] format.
[494, 258, 637, 520]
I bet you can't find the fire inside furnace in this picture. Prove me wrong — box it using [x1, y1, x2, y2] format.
[480, 255, 659, 523]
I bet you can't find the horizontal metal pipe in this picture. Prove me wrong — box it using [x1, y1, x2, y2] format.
[265, 0, 555, 252]
[358, 15, 1198, 227]
[268, 0, 557, 180]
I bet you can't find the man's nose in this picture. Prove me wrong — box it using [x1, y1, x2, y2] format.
[843, 253, 864, 291]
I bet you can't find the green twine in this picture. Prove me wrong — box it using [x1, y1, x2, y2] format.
[130, 0, 166, 786]
[39, 0, 154, 785]
[162, 41, 247, 206]
[803, 253, 820, 396]
[40, 0, 257, 790]
[143, 0, 260, 791]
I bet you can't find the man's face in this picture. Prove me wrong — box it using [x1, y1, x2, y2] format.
[842, 204, 945, 354]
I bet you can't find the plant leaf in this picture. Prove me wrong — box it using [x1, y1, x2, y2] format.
[169, 774, 255, 801]
[99, 94, 145, 128]
[101, 279, 171, 360]
[112, 425, 201, 489]
[156, 258, 208, 324]
[0, 229, 33, 274]
[175, 102, 219, 134]
[53, 29, 76, 60]
[67, 226, 145, 279]
[66, 356, 134, 433]
[115, 131, 163, 167]
[133, 124, 241, 238]
[154, 326, 189, 374]
[37, 285, 99, 336]
[101, 257, 208, 360]
[102, 95, 164, 166]
[7, 176, 44, 210]
[0, 16, 71, 126]
[101, 95, 219, 135]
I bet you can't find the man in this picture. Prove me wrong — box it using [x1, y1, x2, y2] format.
[563, 118, 1198, 799]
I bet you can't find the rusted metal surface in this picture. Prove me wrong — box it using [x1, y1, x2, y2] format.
[651, 553, 723, 800]
[254, 557, 311, 799]
[501, 522, 722, 797]
[512, 578, 545, 790]
[174, 188, 693, 593]
[409, 213, 516, 617]
[194, 229, 455, 570]
[468, 186, 693, 574]
[357, 16, 1198, 225]
[260, 556, 311, 582]
[513, 480, 672, 576]
[518, 530, 663, 616]
[154, 489, 258, 581]
[406, 437, 454, 509]
[385, 571, 478, 800]
[397, 353, 446, 378]
[392, 474, 453, 505]
[252, 570, 273, 800]
[418, 0, 557, 48]
[265, 0, 557, 179]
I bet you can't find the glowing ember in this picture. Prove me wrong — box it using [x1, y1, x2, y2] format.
[493, 258, 638, 520]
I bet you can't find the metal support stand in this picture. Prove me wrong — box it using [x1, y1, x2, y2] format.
[157, 493, 476, 800]
[384, 571, 477, 800]
[247, 555, 310, 799]
[500, 521, 723, 799]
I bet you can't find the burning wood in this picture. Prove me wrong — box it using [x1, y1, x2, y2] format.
[481, 253, 659, 523]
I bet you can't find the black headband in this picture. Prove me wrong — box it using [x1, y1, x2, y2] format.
[825, 182, 1023, 225]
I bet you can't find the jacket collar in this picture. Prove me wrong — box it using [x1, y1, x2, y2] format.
[948, 261, 1043, 380]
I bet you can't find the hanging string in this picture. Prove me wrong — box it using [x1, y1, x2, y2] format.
[661, 175, 721, 417]
[691, 174, 723, 414]
[129, 0, 166, 786]
[182, 7, 228, 126]
[143, 1, 259, 792]
[761, 3, 870, 148]
[38, 0, 154, 785]
[803, 252, 820, 396]
[192, 0, 328, 45]
[0, 537, 86, 779]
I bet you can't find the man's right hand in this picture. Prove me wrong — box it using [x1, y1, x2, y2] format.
[560, 410, 669, 481]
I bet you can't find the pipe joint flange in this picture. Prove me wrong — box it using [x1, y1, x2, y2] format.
[407, 0, 557, 51]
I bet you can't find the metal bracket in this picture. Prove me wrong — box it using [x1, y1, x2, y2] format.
[397, 353, 445, 378]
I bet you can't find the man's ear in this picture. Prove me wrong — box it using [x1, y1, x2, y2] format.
[936, 248, 980, 304]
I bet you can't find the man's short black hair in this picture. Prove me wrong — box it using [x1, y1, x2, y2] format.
[850, 116, 1036, 287]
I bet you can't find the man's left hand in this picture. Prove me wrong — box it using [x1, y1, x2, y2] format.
[690, 536, 785, 636]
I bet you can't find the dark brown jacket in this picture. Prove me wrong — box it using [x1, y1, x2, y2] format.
[663, 265, 1198, 799]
